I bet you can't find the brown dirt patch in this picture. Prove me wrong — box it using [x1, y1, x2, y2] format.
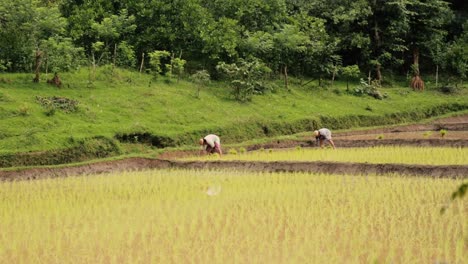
[333, 114, 468, 137]
[1, 158, 466, 182]
[306, 114, 468, 147]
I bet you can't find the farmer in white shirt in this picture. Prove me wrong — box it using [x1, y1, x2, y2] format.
[199, 134, 223, 156]
[314, 128, 336, 149]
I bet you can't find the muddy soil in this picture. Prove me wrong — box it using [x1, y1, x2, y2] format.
[1, 114, 467, 181]
[0, 158, 466, 181]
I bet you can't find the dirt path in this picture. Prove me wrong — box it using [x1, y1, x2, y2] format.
[0, 158, 466, 181]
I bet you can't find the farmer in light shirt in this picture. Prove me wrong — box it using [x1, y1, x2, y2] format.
[199, 134, 223, 156]
[314, 128, 336, 149]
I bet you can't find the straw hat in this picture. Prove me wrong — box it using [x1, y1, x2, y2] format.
[313, 130, 319, 137]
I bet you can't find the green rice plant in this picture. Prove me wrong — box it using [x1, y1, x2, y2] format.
[0, 169, 464, 263]
[423, 131, 433, 138]
[190, 146, 468, 166]
[228, 148, 238, 155]
[440, 129, 447, 138]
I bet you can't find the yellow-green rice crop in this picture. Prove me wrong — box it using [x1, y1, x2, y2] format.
[0, 169, 465, 263]
[194, 146, 468, 165]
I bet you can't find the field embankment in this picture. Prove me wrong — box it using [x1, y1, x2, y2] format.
[1, 157, 467, 182]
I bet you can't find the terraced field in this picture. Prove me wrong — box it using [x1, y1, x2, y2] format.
[0, 115, 466, 263]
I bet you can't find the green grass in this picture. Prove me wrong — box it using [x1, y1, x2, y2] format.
[0, 68, 467, 154]
[191, 146, 468, 166]
[0, 169, 465, 263]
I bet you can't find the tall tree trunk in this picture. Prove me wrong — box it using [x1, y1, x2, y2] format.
[112, 43, 117, 76]
[413, 47, 419, 67]
[33, 49, 43, 83]
[331, 65, 336, 88]
[435, 65, 439, 88]
[373, 17, 383, 83]
[375, 64, 382, 83]
[410, 47, 425, 91]
[89, 52, 96, 84]
[139, 52, 145, 73]
[284, 65, 289, 91]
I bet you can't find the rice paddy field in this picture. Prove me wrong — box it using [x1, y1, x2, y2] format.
[0, 168, 466, 263]
[194, 146, 468, 166]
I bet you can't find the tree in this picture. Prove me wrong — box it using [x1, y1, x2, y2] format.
[302, 0, 372, 73]
[0, 0, 67, 78]
[89, 9, 136, 72]
[444, 21, 468, 86]
[368, 0, 409, 83]
[216, 58, 272, 102]
[171, 57, 186, 82]
[200, 17, 240, 61]
[341, 65, 361, 91]
[191, 70, 211, 98]
[272, 24, 311, 90]
[403, 0, 453, 90]
[41, 36, 84, 74]
[148, 50, 170, 78]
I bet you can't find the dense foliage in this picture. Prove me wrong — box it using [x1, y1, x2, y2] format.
[0, 0, 466, 84]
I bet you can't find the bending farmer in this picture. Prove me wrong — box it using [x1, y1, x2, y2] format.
[199, 134, 223, 156]
[314, 128, 336, 149]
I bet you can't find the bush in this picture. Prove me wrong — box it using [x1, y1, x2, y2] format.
[216, 59, 272, 102]
[439, 85, 459, 94]
[350, 79, 386, 100]
[36, 96, 79, 113]
[17, 104, 31, 116]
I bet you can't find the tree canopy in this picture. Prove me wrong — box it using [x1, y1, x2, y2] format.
[0, 0, 466, 83]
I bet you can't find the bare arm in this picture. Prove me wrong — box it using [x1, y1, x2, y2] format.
[215, 143, 222, 156]
[329, 139, 336, 149]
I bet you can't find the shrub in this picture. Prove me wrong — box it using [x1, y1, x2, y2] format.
[350, 79, 386, 100]
[216, 59, 272, 102]
[17, 104, 31, 116]
[439, 85, 459, 94]
[36, 96, 79, 113]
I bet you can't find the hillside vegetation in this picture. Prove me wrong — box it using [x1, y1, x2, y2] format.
[0, 68, 467, 159]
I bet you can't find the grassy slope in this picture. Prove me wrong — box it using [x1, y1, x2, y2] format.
[0, 68, 467, 154]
